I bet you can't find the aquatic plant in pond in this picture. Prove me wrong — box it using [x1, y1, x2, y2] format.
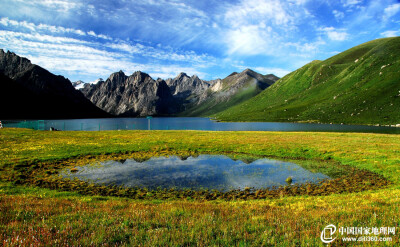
[60, 155, 330, 191]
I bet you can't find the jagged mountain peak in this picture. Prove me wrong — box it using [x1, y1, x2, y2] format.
[117, 70, 126, 75]
[128, 71, 154, 86]
[242, 68, 254, 73]
[109, 70, 126, 78]
[0, 49, 109, 119]
[164, 72, 211, 105]
[0, 49, 35, 79]
[80, 69, 177, 117]
[91, 78, 104, 84]
[240, 68, 259, 78]
[72, 80, 85, 89]
[72, 78, 104, 89]
[131, 70, 146, 76]
[181, 68, 279, 117]
[108, 70, 127, 83]
[0, 49, 29, 62]
[130, 70, 151, 79]
[264, 74, 280, 81]
[176, 72, 189, 79]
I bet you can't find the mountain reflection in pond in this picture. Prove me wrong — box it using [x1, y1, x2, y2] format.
[61, 155, 330, 191]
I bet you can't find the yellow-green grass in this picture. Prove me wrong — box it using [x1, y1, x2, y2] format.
[1, 128, 400, 246]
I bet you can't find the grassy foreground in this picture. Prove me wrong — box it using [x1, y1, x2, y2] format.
[1, 128, 400, 246]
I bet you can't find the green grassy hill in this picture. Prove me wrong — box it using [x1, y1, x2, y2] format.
[215, 37, 400, 125]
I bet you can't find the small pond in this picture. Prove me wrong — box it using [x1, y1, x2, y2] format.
[61, 155, 330, 192]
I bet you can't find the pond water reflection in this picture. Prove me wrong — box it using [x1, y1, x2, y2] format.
[61, 155, 330, 191]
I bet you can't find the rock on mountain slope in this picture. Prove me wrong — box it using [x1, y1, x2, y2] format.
[81, 71, 177, 117]
[181, 68, 278, 116]
[215, 37, 400, 125]
[0, 49, 110, 119]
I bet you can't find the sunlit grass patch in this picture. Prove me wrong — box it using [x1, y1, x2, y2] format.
[1, 182, 399, 246]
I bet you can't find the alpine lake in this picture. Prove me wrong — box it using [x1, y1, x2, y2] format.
[3, 117, 400, 133]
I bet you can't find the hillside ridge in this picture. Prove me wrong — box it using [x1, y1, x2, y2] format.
[215, 37, 400, 125]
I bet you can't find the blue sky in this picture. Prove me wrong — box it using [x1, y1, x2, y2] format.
[0, 0, 399, 83]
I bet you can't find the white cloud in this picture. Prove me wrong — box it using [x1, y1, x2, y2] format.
[224, 0, 293, 28]
[0, 29, 211, 81]
[318, 27, 349, 41]
[0, 18, 35, 31]
[327, 31, 349, 41]
[253, 67, 291, 77]
[342, 0, 363, 7]
[0, 18, 110, 39]
[85, 0, 212, 48]
[333, 10, 345, 20]
[225, 25, 274, 55]
[14, 0, 82, 12]
[380, 30, 399, 37]
[222, 0, 311, 56]
[106, 41, 216, 64]
[383, 3, 400, 21]
[286, 39, 326, 54]
[0, 30, 92, 45]
[87, 31, 96, 37]
[288, 0, 309, 5]
[139, 0, 207, 18]
[107, 42, 143, 54]
[87, 30, 112, 40]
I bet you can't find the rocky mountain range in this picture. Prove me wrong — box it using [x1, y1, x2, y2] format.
[0, 49, 110, 119]
[0, 48, 278, 119]
[79, 68, 278, 117]
[80, 71, 177, 117]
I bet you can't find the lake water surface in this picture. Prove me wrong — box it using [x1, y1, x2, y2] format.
[3, 117, 400, 133]
[61, 155, 330, 191]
